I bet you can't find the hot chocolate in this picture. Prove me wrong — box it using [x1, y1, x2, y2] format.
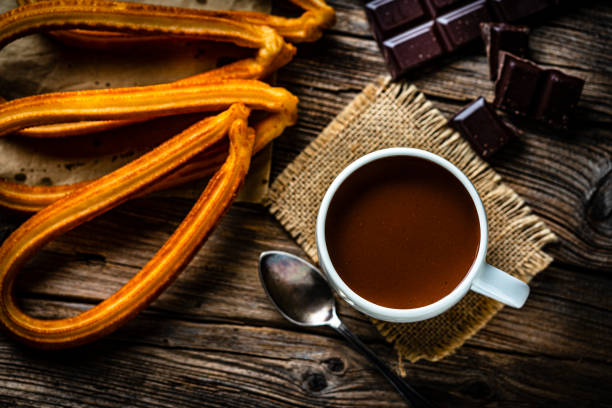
[324, 156, 480, 309]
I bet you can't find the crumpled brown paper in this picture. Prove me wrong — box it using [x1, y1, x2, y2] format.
[0, 0, 272, 203]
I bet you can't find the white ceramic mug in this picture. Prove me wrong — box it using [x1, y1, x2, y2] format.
[315, 148, 529, 323]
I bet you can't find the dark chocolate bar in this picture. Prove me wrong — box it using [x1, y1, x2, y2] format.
[364, 0, 559, 79]
[494, 52, 584, 129]
[480, 23, 529, 80]
[450, 97, 515, 158]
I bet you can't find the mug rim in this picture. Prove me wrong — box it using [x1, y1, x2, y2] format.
[315, 148, 489, 322]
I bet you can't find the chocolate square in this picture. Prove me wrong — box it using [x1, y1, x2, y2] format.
[494, 52, 543, 115]
[450, 97, 515, 158]
[383, 21, 445, 75]
[437, 0, 492, 50]
[534, 70, 585, 129]
[481, 23, 530, 80]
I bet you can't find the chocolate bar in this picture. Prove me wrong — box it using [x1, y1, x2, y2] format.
[494, 52, 584, 129]
[364, 0, 559, 79]
[450, 97, 515, 158]
[480, 23, 529, 80]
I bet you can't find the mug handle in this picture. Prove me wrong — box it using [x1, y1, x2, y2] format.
[471, 264, 530, 308]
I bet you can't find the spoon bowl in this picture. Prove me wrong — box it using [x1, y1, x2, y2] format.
[259, 251, 335, 326]
[258, 250, 437, 408]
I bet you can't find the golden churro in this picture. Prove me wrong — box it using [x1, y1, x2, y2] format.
[0, 0, 334, 347]
[0, 105, 254, 348]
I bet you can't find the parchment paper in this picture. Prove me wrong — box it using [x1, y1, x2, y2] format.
[0, 0, 272, 203]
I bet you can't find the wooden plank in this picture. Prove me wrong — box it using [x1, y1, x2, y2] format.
[2, 297, 610, 407]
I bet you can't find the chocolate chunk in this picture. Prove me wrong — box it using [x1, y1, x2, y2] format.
[437, 1, 492, 50]
[480, 23, 529, 80]
[364, 0, 558, 79]
[534, 70, 585, 129]
[450, 97, 515, 158]
[494, 52, 543, 115]
[494, 52, 584, 129]
[383, 22, 445, 76]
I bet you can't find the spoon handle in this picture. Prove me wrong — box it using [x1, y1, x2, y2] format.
[329, 318, 437, 408]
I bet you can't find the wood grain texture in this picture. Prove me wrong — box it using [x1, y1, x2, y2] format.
[0, 0, 611, 406]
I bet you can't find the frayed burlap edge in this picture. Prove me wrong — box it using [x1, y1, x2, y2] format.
[266, 77, 556, 365]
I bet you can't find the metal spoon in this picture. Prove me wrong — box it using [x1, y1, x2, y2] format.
[259, 250, 436, 407]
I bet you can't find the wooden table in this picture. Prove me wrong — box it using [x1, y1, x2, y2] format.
[1, 1, 610, 406]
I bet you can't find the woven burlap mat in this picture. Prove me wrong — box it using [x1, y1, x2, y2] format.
[266, 77, 557, 364]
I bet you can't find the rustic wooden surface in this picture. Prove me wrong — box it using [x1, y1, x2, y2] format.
[1, 1, 611, 407]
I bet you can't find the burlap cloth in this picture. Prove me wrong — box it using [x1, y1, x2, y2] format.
[266, 77, 557, 364]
